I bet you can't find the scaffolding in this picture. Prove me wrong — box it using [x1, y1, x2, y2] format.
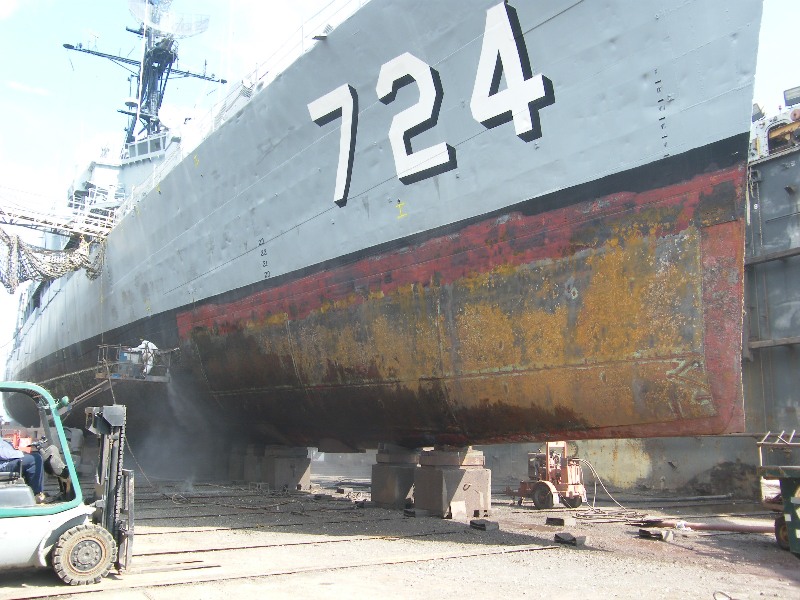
[0, 186, 113, 293]
[0, 186, 117, 239]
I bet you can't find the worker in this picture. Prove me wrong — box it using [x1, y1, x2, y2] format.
[134, 338, 158, 377]
[0, 438, 45, 502]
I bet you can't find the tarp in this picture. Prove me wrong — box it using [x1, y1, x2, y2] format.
[0, 229, 104, 293]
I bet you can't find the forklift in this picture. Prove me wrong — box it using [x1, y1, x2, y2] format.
[0, 381, 133, 585]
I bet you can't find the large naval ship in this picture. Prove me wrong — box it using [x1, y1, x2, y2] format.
[3, 0, 764, 452]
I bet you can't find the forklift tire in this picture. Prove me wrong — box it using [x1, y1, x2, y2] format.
[775, 515, 790, 551]
[52, 523, 117, 585]
[531, 482, 554, 510]
[561, 496, 582, 509]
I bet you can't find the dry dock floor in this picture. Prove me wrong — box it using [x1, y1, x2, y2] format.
[1, 476, 798, 599]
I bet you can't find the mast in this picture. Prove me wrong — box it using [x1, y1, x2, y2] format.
[63, 0, 226, 145]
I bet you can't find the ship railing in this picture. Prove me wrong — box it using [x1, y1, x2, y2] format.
[85, 184, 125, 207]
[0, 192, 115, 239]
[114, 0, 371, 222]
[69, 206, 117, 233]
[757, 430, 800, 479]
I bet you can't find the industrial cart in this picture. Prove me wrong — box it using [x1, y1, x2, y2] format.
[757, 431, 800, 556]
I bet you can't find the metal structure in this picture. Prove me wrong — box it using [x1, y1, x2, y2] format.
[56, 344, 176, 418]
[0, 187, 116, 239]
[63, 0, 224, 145]
[95, 343, 175, 383]
[508, 441, 587, 509]
[757, 430, 800, 556]
[744, 108, 800, 435]
[86, 404, 134, 570]
[0, 186, 110, 293]
[0, 382, 133, 585]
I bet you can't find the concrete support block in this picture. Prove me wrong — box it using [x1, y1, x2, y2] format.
[371, 444, 420, 508]
[413, 448, 491, 519]
[262, 446, 311, 491]
[242, 444, 262, 482]
[227, 443, 245, 481]
[372, 463, 417, 508]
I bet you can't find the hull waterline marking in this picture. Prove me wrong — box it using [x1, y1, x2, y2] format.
[258, 237, 271, 279]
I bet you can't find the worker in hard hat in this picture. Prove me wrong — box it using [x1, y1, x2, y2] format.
[0, 437, 45, 502]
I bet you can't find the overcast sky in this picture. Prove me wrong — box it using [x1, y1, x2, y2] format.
[0, 0, 795, 391]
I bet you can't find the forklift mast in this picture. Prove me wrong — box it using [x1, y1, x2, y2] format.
[85, 405, 134, 572]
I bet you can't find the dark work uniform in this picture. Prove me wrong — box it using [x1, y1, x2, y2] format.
[0, 438, 44, 494]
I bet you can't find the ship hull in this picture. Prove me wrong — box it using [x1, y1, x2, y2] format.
[12, 135, 748, 448]
[5, 0, 761, 449]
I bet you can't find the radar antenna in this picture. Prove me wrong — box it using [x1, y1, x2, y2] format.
[127, 0, 210, 39]
[63, 0, 225, 145]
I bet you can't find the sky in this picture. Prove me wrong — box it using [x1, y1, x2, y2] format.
[0, 0, 796, 388]
[0, 0, 359, 199]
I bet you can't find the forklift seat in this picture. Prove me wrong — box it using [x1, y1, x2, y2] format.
[0, 460, 36, 507]
[0, 480, 36, 507]
[0, 458, 23, 482]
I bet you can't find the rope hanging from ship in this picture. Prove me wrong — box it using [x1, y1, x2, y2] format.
[0, 228, 106, 293]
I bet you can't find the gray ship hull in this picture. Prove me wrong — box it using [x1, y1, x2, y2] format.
[7, 0, 763, 450]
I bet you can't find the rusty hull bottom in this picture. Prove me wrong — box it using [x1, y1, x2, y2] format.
[8, 145, 747, 450]
[175, 164, 746, 449]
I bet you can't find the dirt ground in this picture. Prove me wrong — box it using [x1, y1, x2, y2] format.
[1, 475, 798, 600]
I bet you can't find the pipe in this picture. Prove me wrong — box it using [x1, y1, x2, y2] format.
[596, 494, 733, 504]
[647, 519, 773, 534]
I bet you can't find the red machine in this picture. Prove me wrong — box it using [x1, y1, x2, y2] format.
[510, 441, 587, 509]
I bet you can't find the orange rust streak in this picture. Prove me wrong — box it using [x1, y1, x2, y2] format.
[179, 167, 746, 440]
[176, 168, 741, 339]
